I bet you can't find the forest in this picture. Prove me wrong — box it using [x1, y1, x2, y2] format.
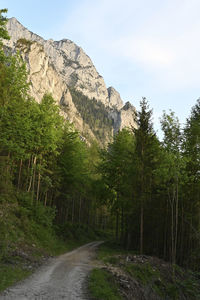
[0, 8, 200, 276]
[70, 88, 113, 144]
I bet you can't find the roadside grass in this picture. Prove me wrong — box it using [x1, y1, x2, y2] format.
[125, 262, 200, 299]
[124, 262, 167, 297]
[125, 262, 160, 286]
[0, 265, 31, 292]
[88, 241, 132, 300]
[88, 268, 122, 300]
[93, 241, 200, 300]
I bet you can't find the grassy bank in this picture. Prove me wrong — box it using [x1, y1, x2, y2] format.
[88, 241, 129, 300]
[88, 241, 200, 300]
[89, 268, 122, 300]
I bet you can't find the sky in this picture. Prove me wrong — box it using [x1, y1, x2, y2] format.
[1, 0, 200, 134]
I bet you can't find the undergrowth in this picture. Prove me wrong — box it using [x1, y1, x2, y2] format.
[94, 242, 200, 300]
[97, 240, 136, 263]
[0, 190, 104, 292]
[0, 265, 31, 292]
[89, 268, 122, 300]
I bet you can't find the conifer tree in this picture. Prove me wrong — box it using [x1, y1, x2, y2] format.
[134, 98, 160, 254]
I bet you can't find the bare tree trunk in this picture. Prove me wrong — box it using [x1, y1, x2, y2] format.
[115, 210, 119, 241]
[65, 205, 68, 222]
[79, 196, 82, 224]
[5, 152, 10, 186]
[25, 157, 31, 190]
[179, 201, 184, 265]
[72, 198, 75, 223]
[163, 199, 169, 259]
[140, 201, 144, 254]
[36, 172, 41, 203]
[168, 188, 175, 265]
[171, 193, 174, 265]
[27, 156, 33, 193]
[174, 180, 179, 264]
[44, 192, 47, 206]
[36, 159, 42, 203]
[121, 206, 124, 243]
[31, 156, 37, 203]
[17, 159, 23, 190]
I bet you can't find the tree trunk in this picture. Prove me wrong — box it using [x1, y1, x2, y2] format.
[115, 210, 119, 241]
[120, 206, 124, 243]
[27, 156, 34, 193]
[72, 198, 75, 223]
[174, 180, 179, 265]
[26, 157, 31, 191]
[36, 172, 41, 203]
[140, 201, 144, 254]
[5, 152, 10, 186]
[17, 159, 23, 190]
[44, 192, 47, 206]
[79, 196, 82, 224]
[31, 156, 37, 203]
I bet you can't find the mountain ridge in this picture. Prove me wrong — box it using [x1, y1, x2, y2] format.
[5, 17, 137, 144]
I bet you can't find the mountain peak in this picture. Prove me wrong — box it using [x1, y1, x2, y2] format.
[5, 17, 137, 143]
[107, 86, 123, 109]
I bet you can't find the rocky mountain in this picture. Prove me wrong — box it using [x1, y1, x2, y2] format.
[5, 17, 137, 144]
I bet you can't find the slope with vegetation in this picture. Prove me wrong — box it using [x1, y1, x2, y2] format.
[70, 88, 113, 144]
[89, 242, 200, 300]
[0, 9, 200, 299]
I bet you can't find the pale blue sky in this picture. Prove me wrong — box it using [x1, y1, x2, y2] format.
[2, 0, 200, 134]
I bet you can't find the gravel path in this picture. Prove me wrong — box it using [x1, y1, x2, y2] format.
[0, 241, 103, 300]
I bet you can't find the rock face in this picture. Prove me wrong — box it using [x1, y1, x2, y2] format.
[5, 17, 137, 143]
[107, 87, 123, 109]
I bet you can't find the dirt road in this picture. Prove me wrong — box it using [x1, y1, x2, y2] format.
[0, 241, 103, 300]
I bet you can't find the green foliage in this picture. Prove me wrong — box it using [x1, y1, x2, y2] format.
[98, 241, 126, 256]
[0, 9, 10, 46]
[17, 193, 55, 228]
[70, 88, 113, 144]
[96, 241, 136, 265]
[16, 38, 33, 51]
[89, 268, 122, 300]
[56, 222, 104, 242]
[125, 263, 160, 285]
[161, 110, 182, 153]
[96, 242, 200, 300]
[125, 263, 200, 300]
[0, 265, 31, 292]
[0, 191, 56, 258]
[99, 128, 136, 242]
[0, 52, 29, 106]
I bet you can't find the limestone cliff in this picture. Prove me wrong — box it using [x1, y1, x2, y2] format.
[5, 17, 137, 143]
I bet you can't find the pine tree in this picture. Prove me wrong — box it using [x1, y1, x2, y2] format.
[134, 98, 160, 254]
